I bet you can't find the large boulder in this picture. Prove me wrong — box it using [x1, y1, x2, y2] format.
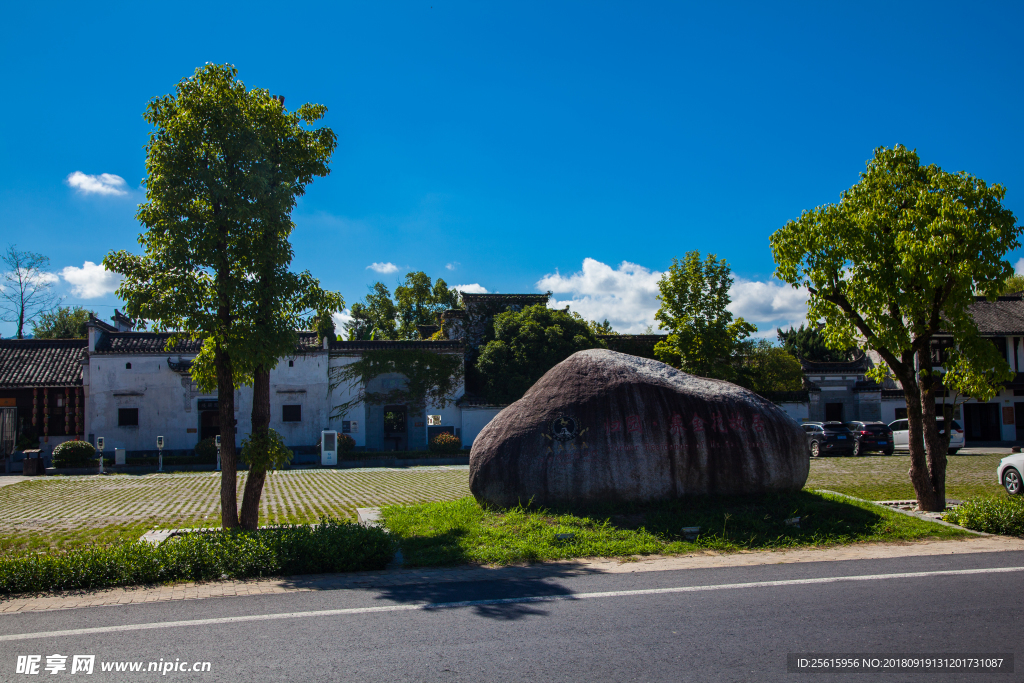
[469, 349, 808, 507]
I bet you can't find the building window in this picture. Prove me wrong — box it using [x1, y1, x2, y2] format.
[288, 360, 294, 367]
[342, 420, 351, 433]
[118, 408, 139, 426]
[282, 405, 302, 422]
[125, 362, 132, 370]
[427, 415, 443, 426]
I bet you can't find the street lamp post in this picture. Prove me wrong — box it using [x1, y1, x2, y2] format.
[215, 434, 221, 472]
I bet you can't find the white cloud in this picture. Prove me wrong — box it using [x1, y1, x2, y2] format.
[727, 277, 809, 332]
[333, 310, 354, 340]
[65, 171, 129, 196]
[446, 262, 459, 271]
[1015, 257, 1024, 275]
[366, 262, 399, 274]
[537, 258, 810, 335]
[61, 261, 122, 298]
[538, 258, 663, 334]
[454, 283, 488, 294]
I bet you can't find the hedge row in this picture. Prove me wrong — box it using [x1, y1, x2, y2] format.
[0, 518, 395, 595]
[944, 496, 1024, 536]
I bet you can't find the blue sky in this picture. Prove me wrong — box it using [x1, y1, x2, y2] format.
[2, 1, 1023, 337]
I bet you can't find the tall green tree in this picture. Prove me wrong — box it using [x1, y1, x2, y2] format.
[344, 283, 398, 340]
[394, 272, 460, 339]
[344, 273, 458, 340]
[776, 324, 853, 362]
[32, 306, 96, 339]
[771, 145, 1019, 511]
[734, 340, 804, 395]
[476, 304, 605, 404]
[105, 64, 337, 528]
[653, 251, 756, 380]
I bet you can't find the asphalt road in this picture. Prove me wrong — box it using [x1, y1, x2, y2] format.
[1, 551, 1022, 682]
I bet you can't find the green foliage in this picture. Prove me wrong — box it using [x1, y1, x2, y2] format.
[345, 273, 459, 341]
[394, 272, 460, 339]
[51, 441, 96, 468]
[338, 433, 356, 452]
[736, 340, 804, 394]
[1000, 274, 1024, 295]
[770, 145, 1021, 507]
[31, 306, 95, 339]
[0, 518, 395, 595]
[429, 432, 462, 454]
[240, 428, 293, 472]
[587, 318, 616, 335]
[475, 304, 606, 404]
[653, 251, 756, 379]
[194, 437, 218, 460]
[944, 496, 1024, 536]
[345, 283, 399, 341]
[103, 63, 340, 394]
[776, 324, 852, 363]
[330, 349, 464, 418]
[381, 492, 965, 567]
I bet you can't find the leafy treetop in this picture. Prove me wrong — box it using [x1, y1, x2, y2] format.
[653, 250, 755, 380]
[476, 303, 606, 404]
[32, 306, 96, 339]
[776, 324, 853, 363]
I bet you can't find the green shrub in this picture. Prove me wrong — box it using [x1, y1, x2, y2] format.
[429, 432, 462, 454]
[51, 440, 96, 468]
[0, 518, 395, 595]
[194, 437, 218, 459]
[944, 496, 1024, 536]
[338, 433, 356, 452]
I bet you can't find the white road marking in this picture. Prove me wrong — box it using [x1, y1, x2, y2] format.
[2, 565, 1022, 642]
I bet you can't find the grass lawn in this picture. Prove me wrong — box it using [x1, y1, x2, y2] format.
[0, 468, 470, 557]
[382, 491, 970, 567]
[806, 453, 1006, 501]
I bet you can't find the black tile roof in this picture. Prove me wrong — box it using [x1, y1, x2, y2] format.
[968, 296, 1024, 335]
[800, 354, 868, 374]
[93, 331, 322, 355]
[0, 339, 87, 388]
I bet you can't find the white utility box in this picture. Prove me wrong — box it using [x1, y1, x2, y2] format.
[115, 448, 126, 466]
[321, 430, 338, 466]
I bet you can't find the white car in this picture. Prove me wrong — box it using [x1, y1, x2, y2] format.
[887, 417, 965, 454]
[998, 453, 1024, 495]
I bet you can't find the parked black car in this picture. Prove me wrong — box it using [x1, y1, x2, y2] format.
[844, 421, 894, 456]
[802, 421, 855, 457]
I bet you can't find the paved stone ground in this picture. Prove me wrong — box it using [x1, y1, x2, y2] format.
[0, 467, 471, 541]
[3, 535, 1023, 614]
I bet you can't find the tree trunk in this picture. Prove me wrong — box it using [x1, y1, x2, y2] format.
[216, 344, 239, 528]
[903, 374, 941, 511]
[918, 351, 947, 510]
[239, 365, 270, 530]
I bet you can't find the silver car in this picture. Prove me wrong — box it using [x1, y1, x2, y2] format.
[888, 417, 965, 454]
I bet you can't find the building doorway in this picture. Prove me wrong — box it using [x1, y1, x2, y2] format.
[963, 403, 1001, 442]
[198, 400, 220, 442]
[1015, 403, 1024, 441]
[825, 403, 844, 422]
[383, 405, 407, 451]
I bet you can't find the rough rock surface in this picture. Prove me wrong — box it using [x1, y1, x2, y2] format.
[469, 349, 808, 507]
